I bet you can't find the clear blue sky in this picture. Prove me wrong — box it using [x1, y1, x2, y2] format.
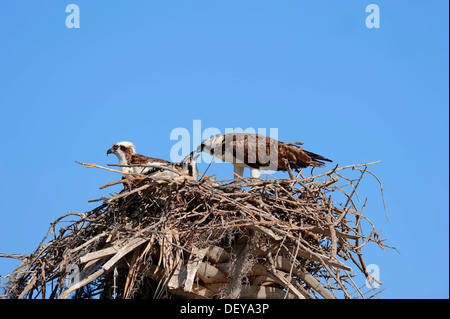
[0, 1, 448, 298]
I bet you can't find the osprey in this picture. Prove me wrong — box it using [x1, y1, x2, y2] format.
[194, 133, 331, 179]
[106, 141, 197, 178]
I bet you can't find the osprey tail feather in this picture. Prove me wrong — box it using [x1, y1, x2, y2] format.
[303, 150, 332, 167]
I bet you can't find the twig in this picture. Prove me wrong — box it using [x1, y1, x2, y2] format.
[76, 161, 141, 176]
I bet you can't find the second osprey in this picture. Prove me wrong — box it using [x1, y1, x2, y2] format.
[194, 133, 331, 179]
[107, 141, 197, 179]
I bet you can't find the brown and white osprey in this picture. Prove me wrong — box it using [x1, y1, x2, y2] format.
[194, 133, 331, 179]
[107, 141, 197, 178]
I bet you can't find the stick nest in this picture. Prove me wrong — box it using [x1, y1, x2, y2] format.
[1, 162, 390, 299]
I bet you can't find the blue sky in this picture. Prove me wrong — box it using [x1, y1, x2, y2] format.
[0, 1, 448, 298]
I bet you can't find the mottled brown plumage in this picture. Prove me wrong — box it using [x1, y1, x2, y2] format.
[118, 144, 169, 165]
[197, 133, 331, 178]
[107, 141, 197, 178]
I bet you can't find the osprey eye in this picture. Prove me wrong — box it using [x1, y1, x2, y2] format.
[113, 145, 119, 150]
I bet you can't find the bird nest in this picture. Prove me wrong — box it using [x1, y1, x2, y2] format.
[0, 161, 391, 299]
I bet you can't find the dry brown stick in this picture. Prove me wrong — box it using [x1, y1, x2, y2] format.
[123, 246, 143, 299]
[184, 247, 209, 292]
[106, 184, 151, 204]
[265, 244, 309, 299]
[296, 268, 335, 299]
[325, 214, 337, 260]
[344, 166, 367, 209]
[108, 163, 183, 176]
[320, 262, 350, 299]
[0, 253, 30, 260]
[354, 167, 389, 221]
[267, 267, 308, 299]
[76, 161, 142, 176]
[297, 161, 381, 183]
[99, 176, 147, 189]
[18, 274, 38, 299]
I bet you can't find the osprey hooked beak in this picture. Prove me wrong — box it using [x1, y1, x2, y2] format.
[106, 148, 113, 156]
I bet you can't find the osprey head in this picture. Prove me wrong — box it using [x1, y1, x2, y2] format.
[106, 141, 136, 158]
